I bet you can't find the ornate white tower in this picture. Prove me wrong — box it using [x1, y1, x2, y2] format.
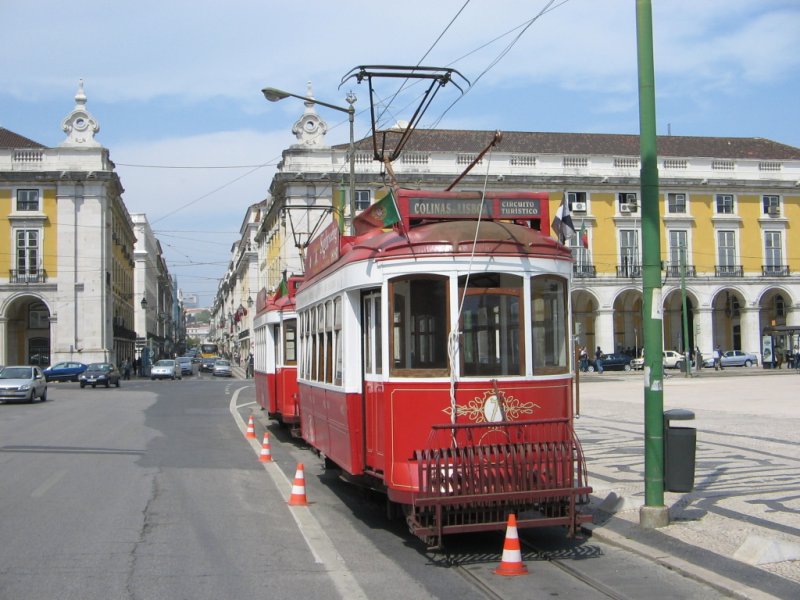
[60, 79, 101, 147]
[291, 82, 327, 147]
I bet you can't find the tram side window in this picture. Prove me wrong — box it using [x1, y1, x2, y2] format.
[459, 273, 523, 376]
[318, 306, 326, 382]
[284, 318, 297, 366]
[274, 323, 282, 366]
[531, 276, 568, 374]
[390, 276, 448, 376]
[297, 314, 304, 377]
[334, 298, 342, 385]
[362, 291, 382, 376]
[325, 300, 334, 384]
[310, 307, 318, 381]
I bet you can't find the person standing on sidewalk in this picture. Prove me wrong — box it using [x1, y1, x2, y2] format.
[713, 345, 723, 370]
[594, 346, 604, 374]
[579, 346, 588, 372]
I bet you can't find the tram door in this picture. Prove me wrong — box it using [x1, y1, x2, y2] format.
[362, 290, 385, 471]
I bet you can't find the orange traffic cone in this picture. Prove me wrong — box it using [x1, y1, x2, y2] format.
[288, 463, 309, 506]
[245, 415, 256, 439]
[258, 432, 273, 462]
[494, 514, 528, 576]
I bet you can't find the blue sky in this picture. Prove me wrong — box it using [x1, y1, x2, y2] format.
[3, 0, 799, 306]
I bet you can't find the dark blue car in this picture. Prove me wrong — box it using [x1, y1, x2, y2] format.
[43, 361, 88, 382]
[587, 353, 633, 372]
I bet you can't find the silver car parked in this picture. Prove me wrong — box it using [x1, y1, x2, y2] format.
[0, 365, 48, 403]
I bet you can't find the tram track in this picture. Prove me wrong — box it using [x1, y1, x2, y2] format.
[519, 537, 634, 600]
[442, 533, 634, 600]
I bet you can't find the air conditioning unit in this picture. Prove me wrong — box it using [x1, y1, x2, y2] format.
[768, 205, 780, 216]
[572, 202, 587, 212]
[620, 203, 632, 213]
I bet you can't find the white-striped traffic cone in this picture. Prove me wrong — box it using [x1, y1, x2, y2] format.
[288, 463, 308, 506]
[245, 415, 256, 439]
[258, 432, 273, 462]
[494, 514, 528, 576]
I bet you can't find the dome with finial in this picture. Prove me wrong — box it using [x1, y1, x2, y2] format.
[60, 79, 101, 148]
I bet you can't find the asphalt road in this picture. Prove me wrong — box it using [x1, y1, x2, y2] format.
[3, 368, 780, 599]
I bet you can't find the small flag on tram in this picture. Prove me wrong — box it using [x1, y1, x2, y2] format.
[273, 275, 289, 300]
[551, 193, 576, 244]
[353, 189, 401, 235]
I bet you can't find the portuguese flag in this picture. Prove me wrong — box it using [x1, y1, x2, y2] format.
[273, 275, 289, 300]
[353, 189, 401, 235]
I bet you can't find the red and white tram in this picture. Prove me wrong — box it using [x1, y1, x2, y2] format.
[263, 189, 591, 547]
[253, 276, 302, 431]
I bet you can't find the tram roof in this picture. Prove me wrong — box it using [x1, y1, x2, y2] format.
[301, 216, 570, 286]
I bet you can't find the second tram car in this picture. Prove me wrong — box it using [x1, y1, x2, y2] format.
[260, 189, 592, 547]
[253, 276, 301, 430]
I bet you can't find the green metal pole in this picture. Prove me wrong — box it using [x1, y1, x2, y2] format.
[681, 247, 692, 377]
[636, 0, 668, 527]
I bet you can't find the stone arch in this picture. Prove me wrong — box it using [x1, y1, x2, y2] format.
[611, 287, 643, 355]
[571, 289, 598, 351]
[757, 286, 795, 358]
[2, 292, 53, 366]
[662, 287, 700, 353]
[709, 287, 746, 351]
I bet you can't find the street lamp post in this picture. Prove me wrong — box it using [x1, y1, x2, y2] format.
[262, 86, 357, 235]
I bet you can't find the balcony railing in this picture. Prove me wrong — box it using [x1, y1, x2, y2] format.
[664, 265, 696, 278]
[9, 269, 47, 283]
[762, 265, 789, 277]
[715, 265, 743, 277]
[616, 264, 642, 278]
[573, 264, 596, 278]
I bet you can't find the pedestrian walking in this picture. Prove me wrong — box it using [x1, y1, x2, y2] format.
[122, 359, 131, 380]
[247, 352, 254, 378]
[579, 346, 588, 372]
[594, 346, 604, 374]
[713, 345, 723, 370]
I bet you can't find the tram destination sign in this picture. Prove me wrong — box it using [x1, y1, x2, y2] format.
[304, 221, 341, 279]
[406, 195, 541, 220]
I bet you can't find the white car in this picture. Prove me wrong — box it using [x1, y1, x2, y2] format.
[0, 366, 48, 403]
[662, 350, 683, 369]
[151, 359, 182, 380]
[212, 359, 232, 377]
[630, 350, 683, 369]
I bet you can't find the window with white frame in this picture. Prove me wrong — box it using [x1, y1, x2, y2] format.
[668, 230, 688, 268]
[762, 195, 780, 215]
[715, 194, 734, 214]
[16, 189, 40, 211]
[667, 193, 686, 214]
[16, 229, 40, 276]
[568, 232, 591, 269]
[567, 191, 587, 212]
[619, 229, 640, 275]
[355, 189, 371, 211]
[717, 230, 736, 268]
[764, 231, 783, 270]
[618, 192, 638, 212]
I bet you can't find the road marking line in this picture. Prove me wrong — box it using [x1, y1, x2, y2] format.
[32, 469, 67, 498]
[230, 388, 368, 600]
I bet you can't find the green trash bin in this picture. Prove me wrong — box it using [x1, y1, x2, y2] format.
[664, 409, 696, 492]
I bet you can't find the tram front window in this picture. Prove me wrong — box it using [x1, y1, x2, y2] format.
[531, 275, 568, 374]
[459, 273, 523, 376]
[390, 276, 448, 376]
